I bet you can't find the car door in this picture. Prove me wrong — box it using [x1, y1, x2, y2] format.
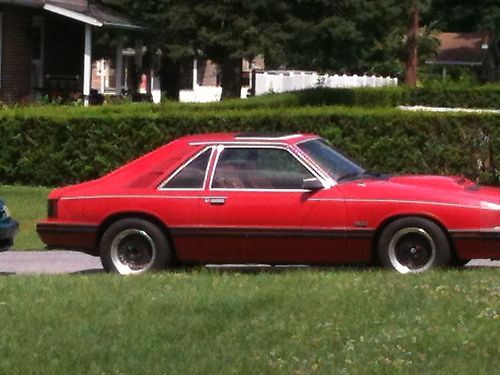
[196, 144, 348, 263]
[156, 147, 214, 258]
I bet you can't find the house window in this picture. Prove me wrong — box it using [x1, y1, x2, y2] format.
[31, 24, 42, 60]
[31, 17, 45, 90]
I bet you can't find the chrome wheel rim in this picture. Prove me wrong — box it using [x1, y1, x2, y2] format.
[110, 229, 156, 274]
[388, 227, 436, 274]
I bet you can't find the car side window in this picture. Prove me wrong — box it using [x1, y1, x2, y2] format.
[163, 149, 211, 189]
[212, 147, 314, 189]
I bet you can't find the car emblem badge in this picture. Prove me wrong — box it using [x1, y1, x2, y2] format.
[354, 221, 368, 228]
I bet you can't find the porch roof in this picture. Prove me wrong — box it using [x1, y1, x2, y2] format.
[0, 0, 143, 30]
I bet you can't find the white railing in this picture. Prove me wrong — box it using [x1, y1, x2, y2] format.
[254, 71, 398, 96]
[179, 86, 249, 103]
[179, 86, 222, 103]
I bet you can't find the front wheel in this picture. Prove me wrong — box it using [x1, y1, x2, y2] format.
[377, 217, 451, 273]
[100, 218, 172, 275]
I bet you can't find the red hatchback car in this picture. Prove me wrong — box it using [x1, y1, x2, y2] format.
[37, 132, 500, 274]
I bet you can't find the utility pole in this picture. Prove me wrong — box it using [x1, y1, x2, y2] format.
[405, 1, 419, 86]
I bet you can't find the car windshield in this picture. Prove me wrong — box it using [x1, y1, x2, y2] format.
[298, 139, 365, 182]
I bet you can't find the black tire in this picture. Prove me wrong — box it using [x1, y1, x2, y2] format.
[100, 218, 172, 274]
[451, 258, 469, 267]
[377, 217, 451, 273]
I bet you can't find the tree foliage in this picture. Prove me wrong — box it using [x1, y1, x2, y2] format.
[428, 0, 500, 34]
[192, 0, 290, 98]
[98, 0, 492, 98]
[278, 0, 406, 73]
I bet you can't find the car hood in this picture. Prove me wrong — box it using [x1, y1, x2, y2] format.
[389, 175, 500, 203]
[337, 175, 500, 207]
[388, 175, 475, 190]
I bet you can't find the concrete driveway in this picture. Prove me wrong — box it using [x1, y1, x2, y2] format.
[0, 251, 498, 275]
[0, 251, 103, 275]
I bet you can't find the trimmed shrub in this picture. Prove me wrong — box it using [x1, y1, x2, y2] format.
[0, 106, 498, 186]
[187, 86, 500, 110]
[405, 86, 500, 109]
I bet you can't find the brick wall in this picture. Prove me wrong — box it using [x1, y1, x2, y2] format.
[197, 59, 220, 86]
[0, 8, 33, 103]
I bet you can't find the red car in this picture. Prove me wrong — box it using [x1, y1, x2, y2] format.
[37, 132, 500, 274]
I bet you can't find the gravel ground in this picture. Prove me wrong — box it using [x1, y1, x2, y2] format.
[0, 251, 498, 275]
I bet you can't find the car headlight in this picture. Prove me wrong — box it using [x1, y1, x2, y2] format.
[0, 205, 10, 219]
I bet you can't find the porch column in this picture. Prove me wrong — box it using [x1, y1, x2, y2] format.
[151, 49, 161, 104]
[83, 24, 92, 106]
[134, 40, 144, 94]
[115, 39, 123, 95]
[193, 58, 198, 90]
[99, 59, 105, 94]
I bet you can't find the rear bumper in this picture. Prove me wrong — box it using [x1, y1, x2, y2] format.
[36, 222, 98, 252]
[0, 219, 19, 251]
[451, 230, 500, 260]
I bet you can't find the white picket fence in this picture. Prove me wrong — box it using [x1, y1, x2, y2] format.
[178, 70, 398, 103]
[254, 70, 398, 96]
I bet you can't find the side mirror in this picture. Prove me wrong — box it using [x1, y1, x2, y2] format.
[302, 177, 324, 191]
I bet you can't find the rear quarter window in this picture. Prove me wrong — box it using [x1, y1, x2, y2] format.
[162, 149, 211, 189]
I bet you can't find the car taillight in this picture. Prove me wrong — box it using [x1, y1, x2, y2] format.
[48, 199, 58, 218]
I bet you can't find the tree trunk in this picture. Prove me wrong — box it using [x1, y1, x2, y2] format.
[221, 58, 242, 100]
[127, 57, 139, 96]
[405, 2, 419, 87]
[161, 58, 182, 100]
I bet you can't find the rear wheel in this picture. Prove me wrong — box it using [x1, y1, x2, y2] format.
[377, 217, 451, 273]
[100, 218, 172, 274]
[451, 258, 469, 267]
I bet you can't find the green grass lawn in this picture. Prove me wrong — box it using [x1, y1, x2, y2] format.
[0, 185, 499, 373]
[0, 185, 50, 250]
[0, 270, 498, 374]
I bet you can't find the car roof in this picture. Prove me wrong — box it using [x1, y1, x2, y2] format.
[179, 132, 319, 146]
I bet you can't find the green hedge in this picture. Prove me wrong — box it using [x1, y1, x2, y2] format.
[177, 86, 500, 110]
[404, 86, 500, 109]
[0, 106, 498, 186]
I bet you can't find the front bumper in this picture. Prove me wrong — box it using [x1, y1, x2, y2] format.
[0, 219, 19, 251]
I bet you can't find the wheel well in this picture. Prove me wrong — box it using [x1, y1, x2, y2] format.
[96, 212, 176, 259]
[371, 214, 456, 262]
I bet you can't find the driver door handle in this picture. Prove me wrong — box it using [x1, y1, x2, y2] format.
[205, 197, 226, 205]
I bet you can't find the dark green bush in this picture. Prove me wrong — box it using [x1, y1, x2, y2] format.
[0, 106, 498, 186]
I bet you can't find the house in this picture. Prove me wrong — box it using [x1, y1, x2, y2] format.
[426, 32, 499, 82]
[0, 0, 142, 104]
